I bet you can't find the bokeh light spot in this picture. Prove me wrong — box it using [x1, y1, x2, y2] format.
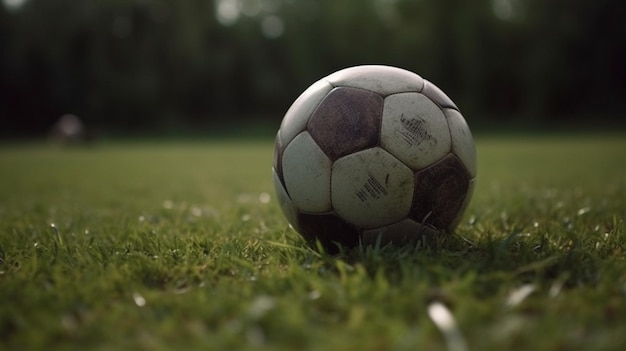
[492, 0, 514, 21]
[3, 0, 26, 10]
[261, 15, 285, 39]
[216, 0, 240, 26]
[240, 0, 262, 17]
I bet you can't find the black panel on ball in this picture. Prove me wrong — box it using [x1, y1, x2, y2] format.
[307, 87, 383, 160]
[296, 212, 361, 254]
[410, 154, 470, 230]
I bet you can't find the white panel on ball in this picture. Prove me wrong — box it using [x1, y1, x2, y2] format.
[381, 93, 451, 170]
[332, 147, 414, 229]
[444, 108, 477, 178]
[325, 65, 424, 96]
[282, 132, 332, 212]
[273, 169, 300, 232]
[279, 80, 333, 146]
[362, 218, 440, 246]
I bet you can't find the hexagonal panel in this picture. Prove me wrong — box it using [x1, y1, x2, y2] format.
[297, 212, 360, 253]
[421, 79, 459, 110]
[282, 132, 332, 213]
[381, 93, 451, 170]
[308, 87, 383, 160]
[332, 147, 414, 229]
[278, 79, 333, 146]
[410, 154, 471, 230]
[325, 65, 424, 96]
[273, 168, 299, 232]
[444, 108, 477, 178]
[361, 218, 439, 246]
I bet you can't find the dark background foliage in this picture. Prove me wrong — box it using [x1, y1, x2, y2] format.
[1, 0, 624, 137]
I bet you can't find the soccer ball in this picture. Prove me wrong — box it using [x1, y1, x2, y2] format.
[272, 65, 476, 252]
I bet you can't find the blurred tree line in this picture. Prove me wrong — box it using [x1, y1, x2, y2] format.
[1, 0, 624, 136]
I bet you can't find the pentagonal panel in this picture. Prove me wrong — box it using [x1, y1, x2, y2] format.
[421, 79, 459, 111]
[444, 108, 477, 178]
[332, 147, 414, 229]
[279, 79, 333, 146]
[273, 169, 299, 232]
[362, 218, 439, 246]
[381, 93, 451, 170]
[325, 65, 424, 96]
[410, 154, 471, 230]
[282, 132, 332, 212]
[308, 87, 383, 160]
[449, 178, 475, 230]
[297, 212, 360, 254]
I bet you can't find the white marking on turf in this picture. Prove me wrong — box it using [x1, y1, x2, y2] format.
[505, 284, 537, 307]
[428, 302, 468, 351]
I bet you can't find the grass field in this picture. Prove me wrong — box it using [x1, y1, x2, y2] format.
[1, 134, 625, 351]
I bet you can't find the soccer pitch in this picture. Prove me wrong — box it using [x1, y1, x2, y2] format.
[1, 134, 625, 350]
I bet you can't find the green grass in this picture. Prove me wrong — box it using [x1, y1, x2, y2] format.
[1, 134, 625, 351]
